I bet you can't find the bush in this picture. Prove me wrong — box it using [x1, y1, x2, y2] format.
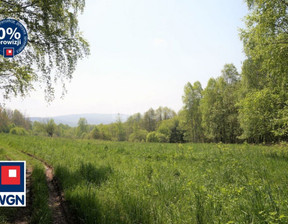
[146, 131, 168, 143]
[156, 132, 169, 143]
[9, 127, 28, 135]
[90, 126, 101, 139]
[129, 129, 148, 142]
[146, 132, 158, 142]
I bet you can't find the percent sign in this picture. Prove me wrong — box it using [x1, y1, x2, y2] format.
[0, 27, 21, 40]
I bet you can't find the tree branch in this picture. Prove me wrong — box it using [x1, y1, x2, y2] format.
[280, 0, 288, 7]
[0, 1, 39, 17]
[0, 0, 20, 8]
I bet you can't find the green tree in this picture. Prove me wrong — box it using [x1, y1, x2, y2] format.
[90, 126, 101, 139]
[0, 107, 10, 132]
[157, 117, 184, 143]
[240, 0, 288, 91]
[98, 124, 112, 140]
[238, 89, 279, 143]
[56, 123, 73, 138]
[155, 107, 176, 122]
[11, 109, 31, 130]
[32, 121, 46, 136]
[200, 64, 240, 143]
[273, 105, 288, 140]
[143, 108, 157, 132]
[220, 64, 241, 143]
[241, 58, 267, 93]
[128, 129, 148, 142]
[146, 131, 168, 143]
[10, 127, 28, 135]
[238, 0, 288, 142]
[221, 64, 240, 85]
[115, 115, 126, 141]
[0, 0, 89, 100]
[182, 81, 203, 142]
[77, 118, 89, 138]
[126, 113, 143, 137]
[200, 78, 219, 142]
[45, 119, 56, 137]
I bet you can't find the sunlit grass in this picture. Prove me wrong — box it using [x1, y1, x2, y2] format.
[1, 134, 288, 223]
[0, 144, 51, 224]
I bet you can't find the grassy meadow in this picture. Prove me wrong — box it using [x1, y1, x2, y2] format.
[0, 137, 51, 224]
[0, 134, 288, 223]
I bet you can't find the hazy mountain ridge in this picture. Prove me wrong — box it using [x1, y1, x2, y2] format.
[30, 113, 129, 127]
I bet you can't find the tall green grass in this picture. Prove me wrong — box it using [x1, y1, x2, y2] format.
[30, 165, 52, 224]
[0, 147, 18, 224]
[1, 134, 288, 223]
[0, 144, 51, 224]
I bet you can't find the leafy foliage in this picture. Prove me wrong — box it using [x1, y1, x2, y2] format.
[45, 119, 56, 137]
[0, 0, 89, 100]
[182, 81, 203, 142]
[76, 117, 89, 138]
[128, 129, 148, 142]
[9, 126, 28, 135]
[199, 65, 240, 143]
[240, 0, 288, 91]
[238, 0, 288, 142]
[238, 89, 280, 143]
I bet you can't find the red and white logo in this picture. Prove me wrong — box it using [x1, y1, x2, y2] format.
[1, 166, 20, 185]
[3, 47, 14, 58]
[0, 161, 26, 207]
[5, 49, 13, 56]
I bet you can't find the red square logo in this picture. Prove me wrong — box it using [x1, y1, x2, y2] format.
[6, 49, 13, 56]
[1, 166, 21, 185]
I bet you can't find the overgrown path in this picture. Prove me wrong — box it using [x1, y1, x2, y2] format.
[5, 155, 33, 224]
[21, 151, 75, 224]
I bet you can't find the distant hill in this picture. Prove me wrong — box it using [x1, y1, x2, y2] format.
[30, 113, 129, 127]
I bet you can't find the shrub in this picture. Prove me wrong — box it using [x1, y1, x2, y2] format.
[156, 132, 169, 143]
[9, 127, 28, 135]
[146, 131, 168, 143]
[128, 129, 148, 142]
[146, 132, 158, 142]
[90, 126, 101, 139]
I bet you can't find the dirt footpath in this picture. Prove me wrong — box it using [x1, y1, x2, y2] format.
[21, 151, 76, 224]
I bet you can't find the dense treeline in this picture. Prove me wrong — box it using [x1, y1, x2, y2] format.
[181, 0, 288, 144]
[0, 108, 31, 134]
[0, 106, 182, 142]
[0, 0, 287, 144]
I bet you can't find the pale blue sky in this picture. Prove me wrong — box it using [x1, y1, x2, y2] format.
[4, 0, 248, 117]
